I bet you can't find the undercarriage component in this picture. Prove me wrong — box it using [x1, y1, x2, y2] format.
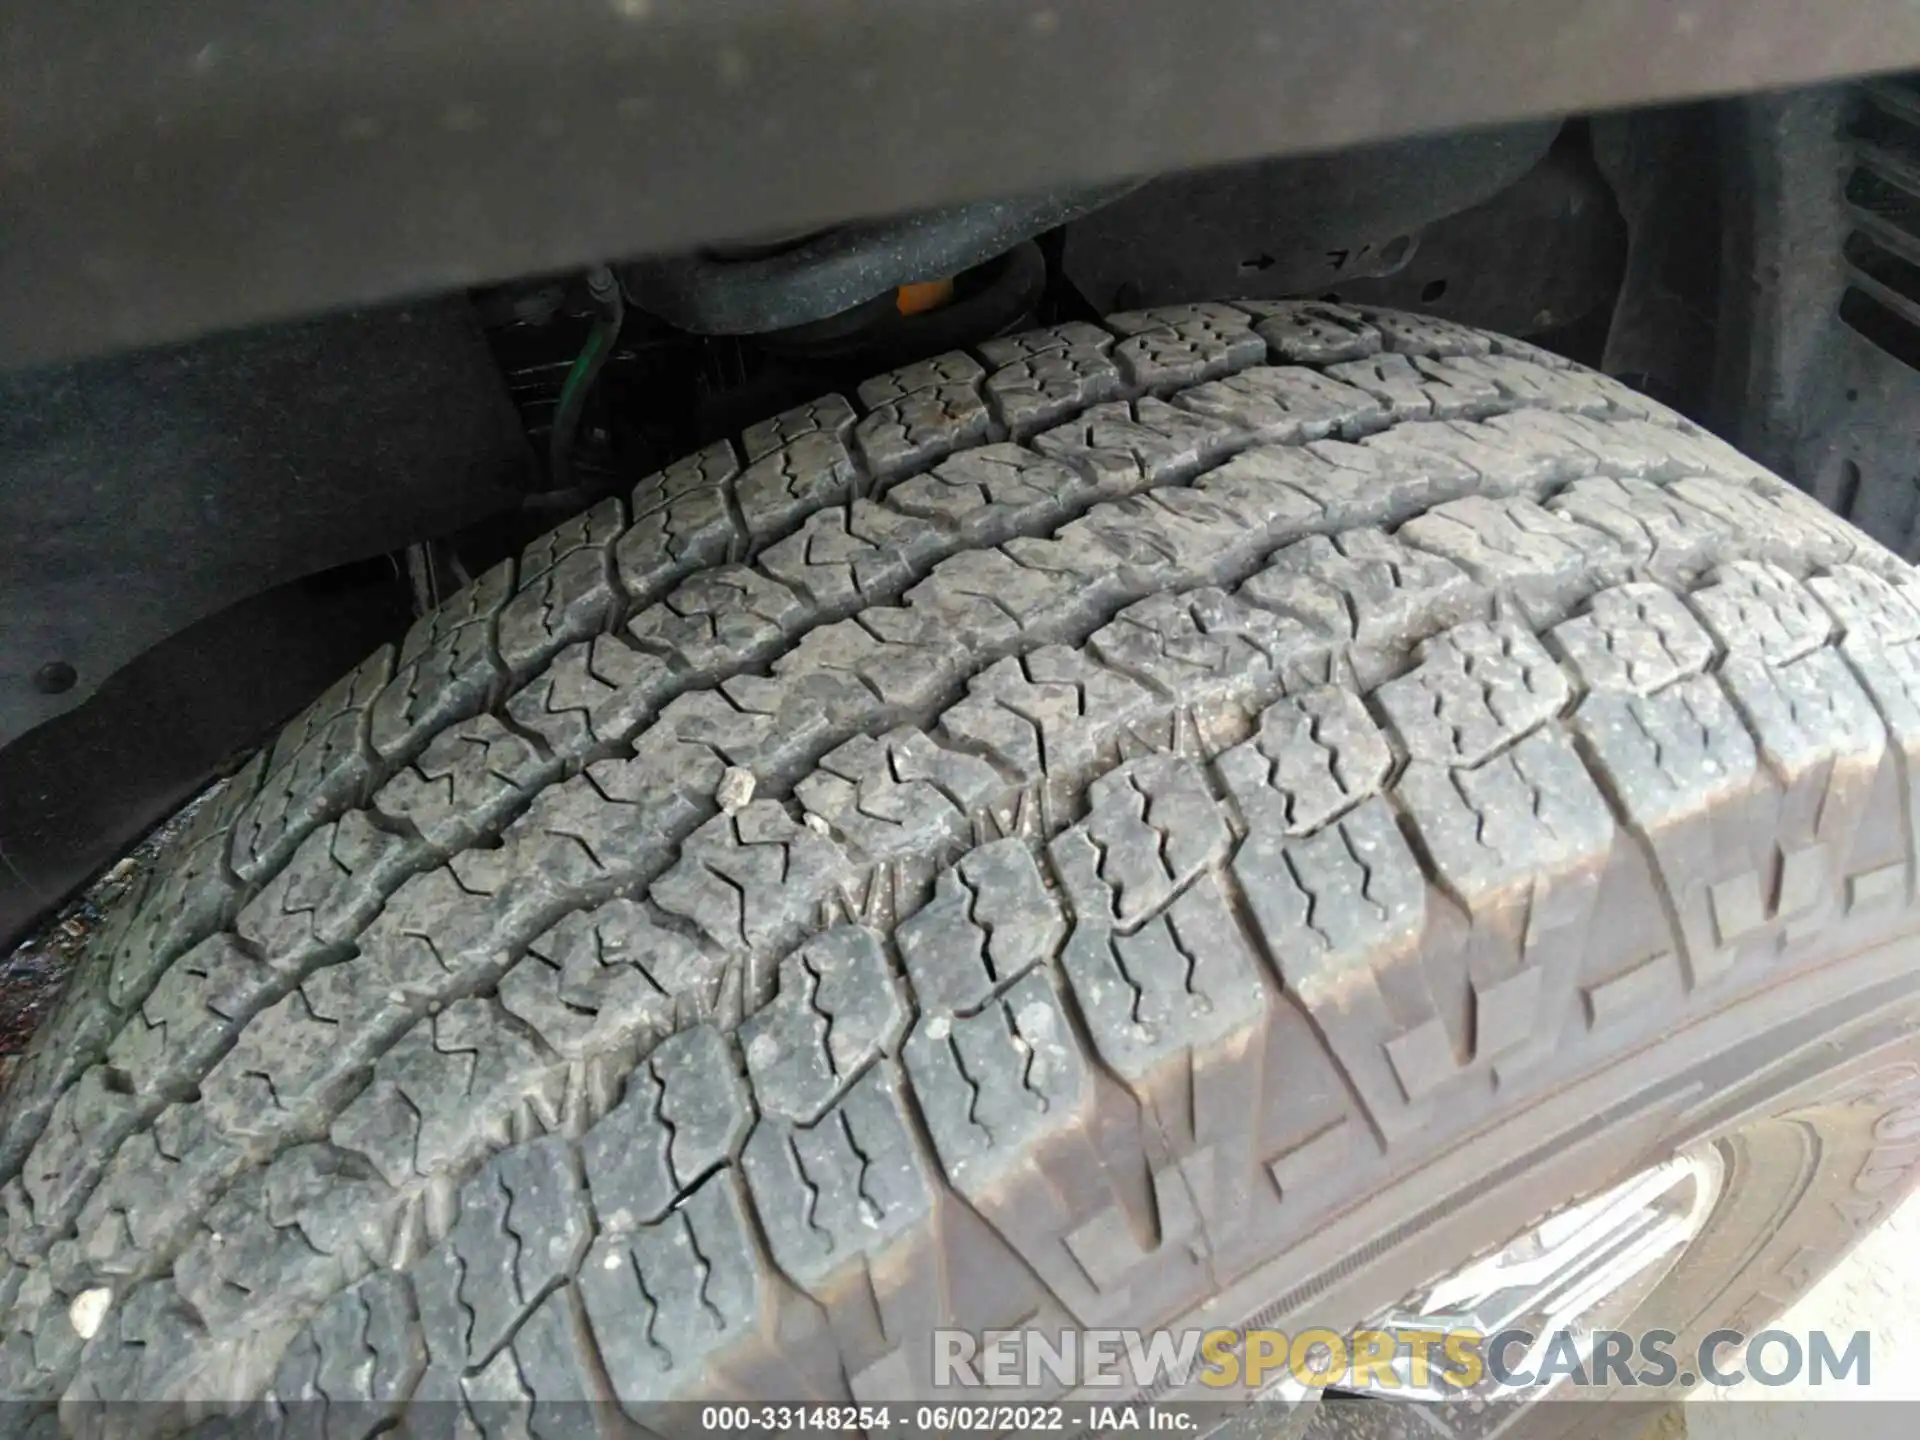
[0, 298, 530, 752]
[1250, 124, 1628, 355]
[1718, 78, 1920, 561]
[12, 2, 1920, 370]
[1060, 120, 1559, 310]
[622, 183, 1133, 333]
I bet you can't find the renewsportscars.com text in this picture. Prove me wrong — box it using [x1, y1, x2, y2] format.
[933, 1326, 1873, 1391]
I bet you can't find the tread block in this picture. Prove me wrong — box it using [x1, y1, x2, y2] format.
[772, 612, 959, 717]
[1606, 418, 1778, 483]
[1207, 432, 1476, 529]
[1720, 648, 1888, 789]
[1691, 562, 1834, 664]
[70, 1107, 236, 1270]
[1397, 730, 1615, 909]
[795, 728, 1003, 864]
[1088, 586, 1332, 707]
[58, 1279, 207, 1406]
[1718, 647, 1887, 947]
[183, 1167, 382, 1328]
[461, 763, 670, 894]
[1, 1280, 79, 1406]
[1231, 799, 1434, 1133]
[484, 1286, 607, 1429]
[626, 564, 807, 675]
[1397, 727, 1612, 1081]
[1392, 413, 1599, 498]
[232, 810, 405, 961]
[907, 539, 1110, 650]
[376, 713, 549, 853]
[1216, 686, 1391, 838]
[582, 1025, 750, 1232]
[103, 755, 265, 1012]
[1172, 365, 1388, 443]
[1032, 397, 1240, 488]
[741, 926, 907, 1123]
[1841, 634, 1920, 889]
[740, 394, 856, 465]
[1668, 475, 1866, 574]
[856, 353, 986, 409]
[1477, 408, 1661, 479]
[578, 1172, 765, 1407]
[105, 937, 271, 1104]
[1548, 475, 1733, 579]
[1576, 678, 1759, 833]
[742, 1064, 934, 1290]
[1549, 583, 1714, 696]
[500, 900, 716, 1064]
[1375, 619, 1571, 767]
[503, 633, 648, 751]
[327, 998, 562, 1192]
[616, 441, 745, 599]
[897, 839, 1065, 1015]
[1091, 481, 1280, 580]
[983, 341, 1125, 440]
[903, 971, 1089, 1191]
[977, 321, 1117, 368]
[1105, 303, 1267, 393]
[736, 416, 862, 543]
[1353, 307, 1495, 358]
[1398, 495, 1629, 624]
[1051, 755, 1232, 929]
[20, 1067, 140, 1243]
[231, 647, 393, 883]
[1236, 300, 1382, 364]
[652, 802, 856, 957]
[938, 647, 1161, 786]
[854, 353, 994, 480]
[497, 496, 627, 677]
[412, 1138, 590, 1375]
[1242, 529, 1486, 680]
[1444, 353, 1654, 418]
[156, 1153, 389, 1335]
[270, 1268, 425, 1424]
[1574, 676, 1763, 979]
[1810, 566, 1920, 646]
[1324, 352, 1502, 422]
[259, 1143, 401, 1267]
[368, 559, 514, 762]
[1059, 875, 1268, 1083]
[885, 445, 1089, 540]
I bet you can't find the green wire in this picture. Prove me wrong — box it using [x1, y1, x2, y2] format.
[548, 266, 623, 492]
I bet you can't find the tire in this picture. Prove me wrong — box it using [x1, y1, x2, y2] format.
[5, 301, 1920, 1431]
